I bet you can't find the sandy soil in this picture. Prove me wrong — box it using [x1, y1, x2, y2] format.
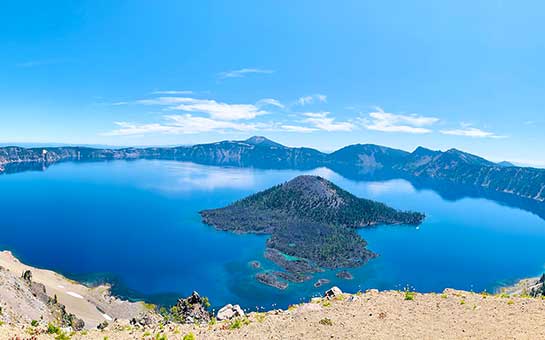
[0, 250, 146, 329]
[2, 288, 545, 339]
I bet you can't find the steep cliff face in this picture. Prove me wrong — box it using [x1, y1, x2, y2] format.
[1, 137, 544, 203]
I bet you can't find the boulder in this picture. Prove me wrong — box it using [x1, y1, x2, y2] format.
[172, 291, 211, 324]
[97, 320, 109, 330]
[131, 312, 160, 327]
[216, 304, 245, 321]
[324, 286, 343, 299]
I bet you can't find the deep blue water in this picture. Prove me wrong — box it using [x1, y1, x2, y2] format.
[1, 160, 545, 310]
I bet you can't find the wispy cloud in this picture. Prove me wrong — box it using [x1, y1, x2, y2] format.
[137, 96, 267, 121]
[297, 94, 327, 106]
[218, 68, 274, 79]
[279, 125, 317, 133]
[151, 90, 194, 95]
[16, 59, 66, 68]
[440, 127, 505, 138]
[362, 107, 439, 134]
[302, 112, 354, 132]
[104, 115, 266, 136]
[257, 98, 285, 109]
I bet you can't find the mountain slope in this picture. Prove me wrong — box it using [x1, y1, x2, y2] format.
[1, 136, 544, 204]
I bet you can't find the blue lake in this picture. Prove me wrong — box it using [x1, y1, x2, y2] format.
[1, 160, 545, 310]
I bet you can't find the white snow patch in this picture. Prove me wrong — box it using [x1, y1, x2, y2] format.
[66, 291, 84, 299]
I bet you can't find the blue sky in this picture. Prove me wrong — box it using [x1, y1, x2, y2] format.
[1, 1, 544, 165]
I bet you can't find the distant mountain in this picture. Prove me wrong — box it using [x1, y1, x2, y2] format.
[243, 136, 285, 148]
[1, 136, 544, 204]
[497, 161, 515, 167]
[329, 144, 409, 170]
[200, 175, 424, 288]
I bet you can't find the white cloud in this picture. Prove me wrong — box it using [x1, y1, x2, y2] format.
[257, 98, 285, 109]
[279, 125, 317, 133]
[440, 127, 505, 138]
[218, 68, 274, 79]
[297, 94, 327, 106]
[137, 96, 267, 121]
[362, 107, 439, 134]
[302, 112, 354, 132]
[104, 115, 265, 136]
[151, 90, 194, 95]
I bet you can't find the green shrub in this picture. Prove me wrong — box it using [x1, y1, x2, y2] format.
[31, 320, 39, 327]
[319, 318, 333, 326]
[47, 323, 60, 334]
[183, 333, 196, 340]
[229, 317, 250, 330]
[404, 291, 415, 301]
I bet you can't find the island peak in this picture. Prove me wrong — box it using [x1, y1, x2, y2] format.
[200, 175, 424, 289]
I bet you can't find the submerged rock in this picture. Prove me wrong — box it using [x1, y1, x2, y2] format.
[336, 270, 354, 280]
[274, 271, 312, 283]
[216, 304, 245, 321]
[249, 260, 261, 269]
[313, 278, 331, 288]
[255, 272, 288, 290]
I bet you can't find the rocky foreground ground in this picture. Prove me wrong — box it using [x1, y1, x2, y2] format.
[2, 250, 545, 339]
[2, 287, 545, 339]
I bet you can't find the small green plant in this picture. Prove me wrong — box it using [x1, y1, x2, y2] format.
[202, 296, 211, 309]
[229, 317, 250, 330]
[440, 293, 448, 299]
[55, 331, 71, 340]
[499, 293, 509, 299]
[460, 299, 465, 305]
[255, 312, 266, 323]
[143, 302, 156, 311]
[31, 320, 39, 327]
[143, 331, 151, 337]
[47, 323, 60, 334]
[183, 333, 195, 340]
[208, 317, 217, 325]
[322, 301, 331, 307]
[356, 291, 363, 296]
[319, 318, 333, 326]
[404, 291, 415, 301]
[288, 304, 297, 311]
[154, 333, 168, 340]
[507, 299, 514, 305]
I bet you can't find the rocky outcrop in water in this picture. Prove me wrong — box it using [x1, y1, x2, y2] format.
[201, 175, 424, 288]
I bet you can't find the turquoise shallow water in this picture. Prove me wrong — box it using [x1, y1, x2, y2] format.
[1, 159, 545, 310]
